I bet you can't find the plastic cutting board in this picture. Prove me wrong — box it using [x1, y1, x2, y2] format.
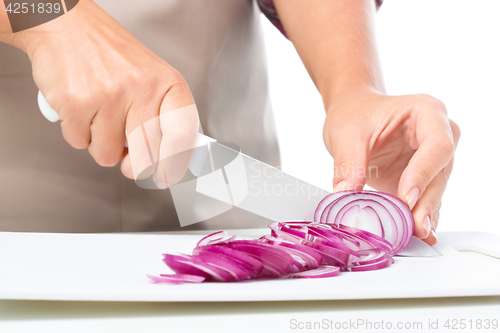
[0, 231, 499, 302]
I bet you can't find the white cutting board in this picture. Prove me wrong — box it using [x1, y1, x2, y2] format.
[0, 231, 499, 302]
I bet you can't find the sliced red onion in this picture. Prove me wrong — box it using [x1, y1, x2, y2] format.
[306, 241, 353, 266]
[273, 222, 360, 258]
[147, 274, 205, 284]
[290, 260, 304, 273]
[197, 231, 226, 247]
[341, 255, 392, 272]
[147, 275, 182, 284]
[195, 252, 251, 281]
[193, 245, 263, 278]
[259, 235, 322, 270]
[163, 254, 233, 282]
[284, 266, 340, 279]
[150, 190, 409, 284]
[197, 231, 236, 247]
[314, 190, 414, 255]
[224, 241, 294, 277]
[349, 248, 390, 266]
[158, 274, 206, 283]
[331, 225, 393, 253]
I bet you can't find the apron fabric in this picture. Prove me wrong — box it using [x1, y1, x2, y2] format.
[0, 0, 280, 232]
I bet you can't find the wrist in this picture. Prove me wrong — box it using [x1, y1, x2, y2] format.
[323, 83, 385, 114]
[2, 0, 91, 55]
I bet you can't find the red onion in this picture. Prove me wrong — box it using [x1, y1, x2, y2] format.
[148, 190, 414, 283]
[285, 266, 340, 279]
[147, 274, 205, 284]
[314, 190, 414, 255]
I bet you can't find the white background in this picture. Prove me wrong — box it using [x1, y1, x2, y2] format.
[262, 0, 500, 236]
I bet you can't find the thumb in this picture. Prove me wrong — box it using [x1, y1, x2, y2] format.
[330, 131, 370, 193]
[152, 81, 199, 189]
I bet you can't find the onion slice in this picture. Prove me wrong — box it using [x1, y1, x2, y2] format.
[284, 266, 340, 279]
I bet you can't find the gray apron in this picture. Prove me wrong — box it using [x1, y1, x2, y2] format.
[0, 0, 280, 232]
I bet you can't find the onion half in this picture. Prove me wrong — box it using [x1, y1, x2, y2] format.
[314, 190, 414, 255]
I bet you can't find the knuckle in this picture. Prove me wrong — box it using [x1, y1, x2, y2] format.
[414, 94, 447, 113]
[164, 70, 189, 93]
[61, 92, 93, 116]
[99, 81, 123, 103]
[438, 136, 455, 158]
[130, 73, 160, 101]
[334, 160, 354, 178]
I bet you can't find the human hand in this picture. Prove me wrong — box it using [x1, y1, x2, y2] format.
[13, 0, 199, 187]
[323, 91, 460, 245]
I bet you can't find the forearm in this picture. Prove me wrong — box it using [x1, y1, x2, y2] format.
[0, 0, 15, 45]
[273, 0, 385, 109]
[0, 0, 93, 53]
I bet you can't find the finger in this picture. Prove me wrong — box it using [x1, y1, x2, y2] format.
[330, 126, 370, 192]
[398, 113, 460, 210]
[52, 89, 101, 150]
[411, 159, 454, 245]
[125, 101, 162, 180]
[153, 81, 199, 189]
[88, 106, 127, 167]
[121, 149, 134, 179]
[58, 104, 93, 150]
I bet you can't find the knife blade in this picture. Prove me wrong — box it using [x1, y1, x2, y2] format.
[190, 140, 331, 223]
[395, 236, 442, 257]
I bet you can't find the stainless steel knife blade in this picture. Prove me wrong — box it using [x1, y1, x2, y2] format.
[395, 236, 443, 257]
[172, 141, 330, 226]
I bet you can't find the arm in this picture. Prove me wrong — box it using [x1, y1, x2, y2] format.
[273, 0, 385, 106]
[0, 0, 14, 44]
[273, 0, 460, 245]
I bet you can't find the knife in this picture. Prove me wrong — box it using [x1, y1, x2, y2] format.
[37, 91, 441, 257]
[396, 236, 442, 257]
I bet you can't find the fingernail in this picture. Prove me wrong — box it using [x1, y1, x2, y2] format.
[429, 229, 438, 245]
[333, 180, 348, 193]
[406, 187, 420, 210]
[156, 182, 169, 190]
[422, 215, 431, 239]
